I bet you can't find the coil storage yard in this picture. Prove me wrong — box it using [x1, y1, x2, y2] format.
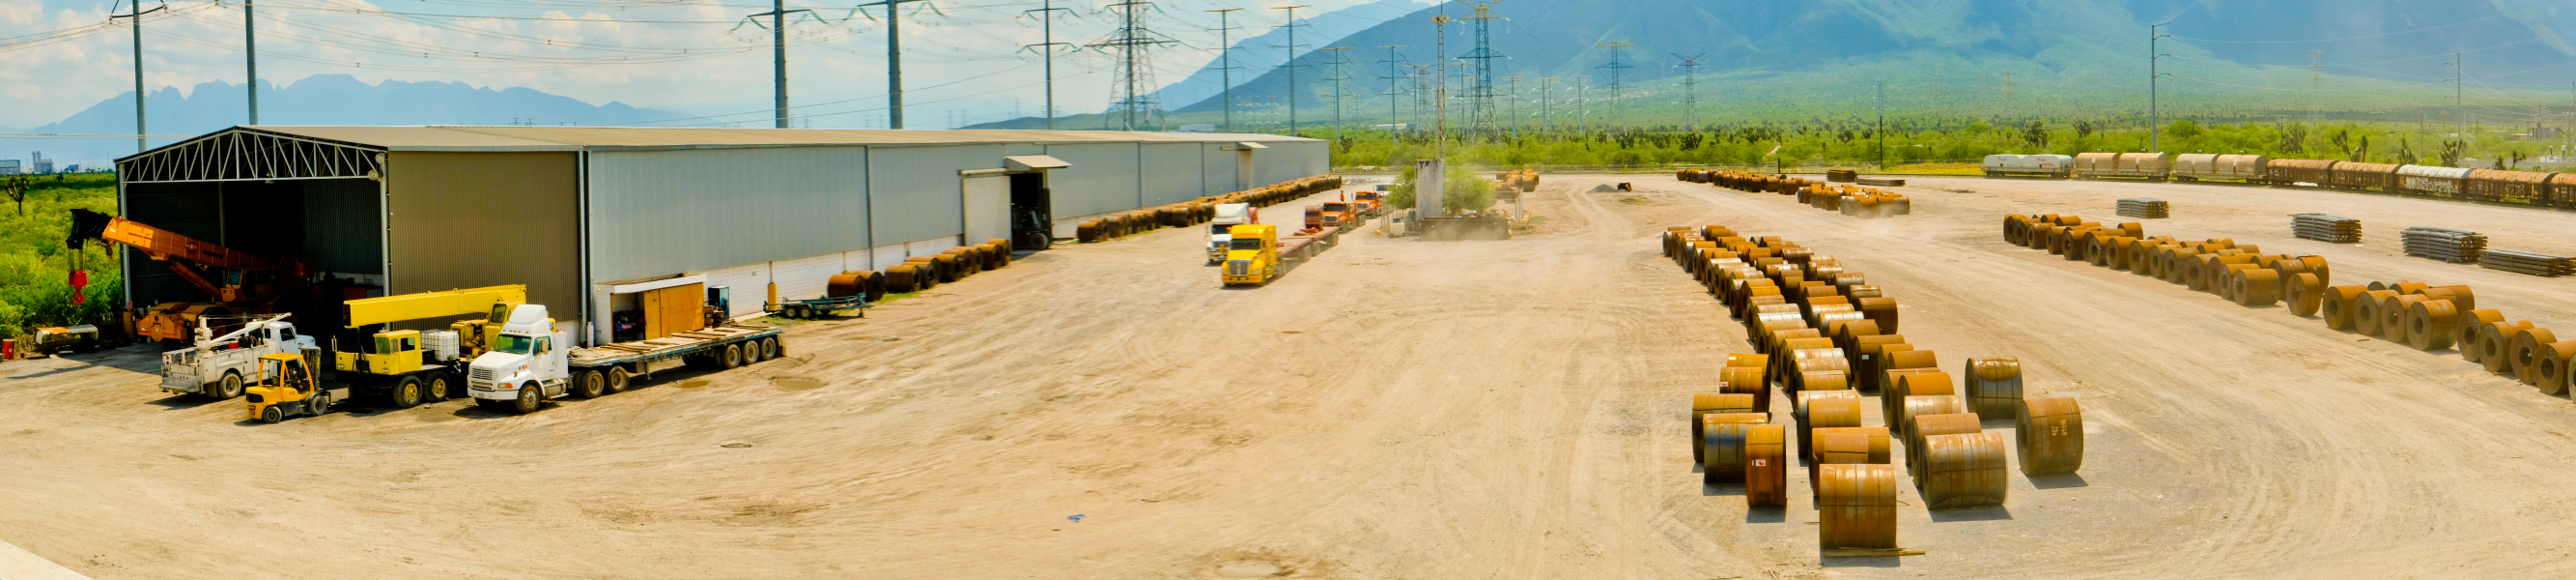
[7, 167, 2576, 578]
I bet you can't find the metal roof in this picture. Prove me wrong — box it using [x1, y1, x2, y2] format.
[234, 126, 1319, 153]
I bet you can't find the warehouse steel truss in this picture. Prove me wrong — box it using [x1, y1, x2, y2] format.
[119, 129, 384, 184]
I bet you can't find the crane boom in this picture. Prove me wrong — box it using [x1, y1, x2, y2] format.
[343, 285, 528, 329]
[68, 208, 283, 272]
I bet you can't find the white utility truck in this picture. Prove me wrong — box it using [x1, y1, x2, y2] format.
[159, 314, 321, 399]
[1206, 203, 1256, 264]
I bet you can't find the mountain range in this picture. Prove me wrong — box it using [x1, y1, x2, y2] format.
[7, 74, 687, 167]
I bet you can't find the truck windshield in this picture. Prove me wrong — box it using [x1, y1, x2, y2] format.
[1211, 224, 1233, 235]
[493, 334, 535, 355]
[1229, 239, 1263, 250]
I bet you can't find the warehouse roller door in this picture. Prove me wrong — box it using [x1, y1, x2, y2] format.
[963, 174, 1010, 246]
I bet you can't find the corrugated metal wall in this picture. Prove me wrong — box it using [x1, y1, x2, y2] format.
[585, 147, 871, 282]
[1140, 143, 1203, 205]
[386, 152, 581, 329]
[1200, 144, 1238, 195]
[1043, 143, 1144, 220]
[1256, 141, 1328, 188]
[867, 144, 999, 248]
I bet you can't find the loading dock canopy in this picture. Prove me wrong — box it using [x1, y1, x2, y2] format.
[1005, 156, 1071, 171]
[1225, 142, 1270, 151]
[607, 275, 708, 295]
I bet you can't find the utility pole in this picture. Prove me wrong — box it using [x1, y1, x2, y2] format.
[747, 0, 817, 129]
[1502, 75, 1523, 139]
[244, 0, 257, 124]
[1090, 1, 1175, 130]
[1025, 0, 1074, 130]
[1206, 9, 1241, 132]
[1275, 6, 1309, 136]
[1876, 83, 1885, 170]
[1595, 43, 1631, 132]
[1321, 46, 1351, 141]
[111, 0, 162, 153]
[1376, 45, 1406, 139]
[2150, 22, 2169, 152]
[1433, 14, 1449, 161]
[1538, 76, 1555, 137]
[858, 0, 928, 129]
[1673, 53, 1703, 130]
[1461, 2, 1504, 137]
[2452, 53, 2465, 155]
[1571, 75, 1589, 135]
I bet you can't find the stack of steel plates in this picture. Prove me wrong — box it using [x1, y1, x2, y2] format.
[2116, 198, 2170, 219]
[2400, 226, 2486, 262]
[1855, 177, 1907, 187]
[2291, 214, 2363, 243]
[2478, 249, 2573, 277]
[1826, 168, 1859, 183]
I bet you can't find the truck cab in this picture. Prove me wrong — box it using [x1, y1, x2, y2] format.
[1352, 191, 1382, 215]
[1205, 203, 1253, 264]
[1319, 201, 1355, 228]
[467, 304, 574, 414]
[1222, 224, 1281, 286]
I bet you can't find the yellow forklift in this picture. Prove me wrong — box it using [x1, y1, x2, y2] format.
[245, 353, 329, 423]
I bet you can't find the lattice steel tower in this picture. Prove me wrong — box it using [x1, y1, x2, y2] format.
[1673, 53, 1704, 130]
[1089, 1, 1176, 130]
[1595, 42, 1632, 131]
[1461, 2, 1507, 136]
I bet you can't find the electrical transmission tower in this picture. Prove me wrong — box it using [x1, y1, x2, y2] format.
[110, 0, 164, 152]
[1408, 64, 1434, 133]
[1024, 0, 1076, 129]
[1320, 46, 1353, 141]
[1461, 1, 1507, 137]
[856, 0, 931, 129]
[747, 1, 816, 129]
[1537, 76, 1555, 137]
[1205, 9, 1243, 131]
[1502, 75, 1523, 139]
[1673, 53, 1704, 130]
[1571, 75, 1590, 134]
[1089, 1, 1177, 130]
[1594, 42, 1632, 132]
[1376, 45, 1408, 138]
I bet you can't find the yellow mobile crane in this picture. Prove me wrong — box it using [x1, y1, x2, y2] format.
[335, 284, 528, 409]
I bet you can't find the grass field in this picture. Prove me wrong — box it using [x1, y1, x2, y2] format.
[0, 173, 124, 341]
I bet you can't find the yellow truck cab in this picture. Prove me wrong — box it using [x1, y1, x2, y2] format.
[245, 352, 329, 423]
[1222, 224, 1281, 286]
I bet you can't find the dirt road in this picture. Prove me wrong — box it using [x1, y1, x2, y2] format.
[2, 173, 2573, 578]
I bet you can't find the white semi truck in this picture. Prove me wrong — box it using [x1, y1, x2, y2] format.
[467, 304, 784, 414]
[1205, 203, 1256, 264]
[158, 314, 321, 399]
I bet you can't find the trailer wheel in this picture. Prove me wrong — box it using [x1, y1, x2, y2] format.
[763, 336, 782, 360]
[512, 384, 542, 415]
[212, 371, 244, 400]
[720, 344, 743, 369]
[426, 374, 453, 401]
[607, 366, 632, 393]
[740, 341, 765, 364]
[392, 376, 425, 409]
[575, 369, 607, 399]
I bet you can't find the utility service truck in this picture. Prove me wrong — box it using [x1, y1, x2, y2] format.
[158, 314, 320, 399]
[1206, 203, 1255, 264]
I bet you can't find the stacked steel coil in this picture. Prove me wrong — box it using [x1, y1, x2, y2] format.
[2292, 215, 2364, 244]
[1826, 168, 1859, 183]
[880, 239, 1019, 293]
[1078, 175, 1343, 243]
[2400, 227, 2486, 263]
[2477, 249, 2572, 277]
[2114, 198, 2170, 219]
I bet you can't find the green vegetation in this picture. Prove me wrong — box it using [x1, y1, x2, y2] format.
[1385, 162, 1498, 213]
[1320, 118, 2569, 172]
[0, 173, 125, 342]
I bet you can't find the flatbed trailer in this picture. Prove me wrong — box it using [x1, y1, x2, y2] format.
[561, 321, 785, 392]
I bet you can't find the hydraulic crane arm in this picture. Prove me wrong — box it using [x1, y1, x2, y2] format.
[67, 208, 281, 271]
[342, 285, 528, 329]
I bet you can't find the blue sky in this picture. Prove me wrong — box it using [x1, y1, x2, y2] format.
[0, 0, 1428, 130]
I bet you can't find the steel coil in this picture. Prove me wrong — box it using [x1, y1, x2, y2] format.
[1897, 394, 1967, 449]
[1795, 391, 1863, 455]
[2018, 397, 2083, 475]
[2508, 328, 2564, 384]
[1963, 358, 2024, 420]
[1702, 415, 1771, 483]
[1907, 413, 1984, 483]
[1744, 424, 1790, 508]
[1719, 367, 1769, 414]
[930, 253, 965, 282]
[2458, 309, 2505, 362]
[1852, 337, 1909, 392]
[1817, 464, 1900, 550]
[1790, 349, 1852, 394]
[1801, 371, 1852, 392]
[1918, 432, 2009, 509]
[883, 265, 920, 293]
[2404, 300, 2461, 351]
[2533, 341, 2576, 395]
[2480, 322, 2537, 373]
[1691, 393, 1759, 464]
[2320, 285, 2368, 330]
[2427, 284, 2477, 311]
[2287, 273, 2325, 317]
[1855, 297, 1900, 334]
[1811, 426, 1892, 496]
[2381, 294, 2427, 342]
[827, 273, 870, 299]
[2351, 290, 2397, 336]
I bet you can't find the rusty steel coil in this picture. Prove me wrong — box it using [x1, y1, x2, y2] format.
[1719, 368, 1769, 413]
[1898, 395, 1967, 449]
[2351, 290, 2397, 336]
[2018, 397, 2084, 476]
[2404, 300, 2462, 351]
[1882, 359, 1939, 399]
[1855, 297, 1900, 334]
[1817, 464, 1901, 550]
[1743, 297, 1792, 321]
[2237, 269, 2281, 306]
[1775, 335, 1834, 361]
[1750, 311, 1805, 341]
[2532, 342, 2576, 395]
[1744, 425, 1790, 508]
[1885, 349, 1939, 373]
[1850, 336, 1908, 391]
[2298, 255, 2333, 286]
[1962, 358, 2024, 420]
[1795, 390, 1863, 454]
[1701, 415, 1771, 484]
[827, 272, 871, 299]
[2272, 257, 2313, 290]
[1845, 284, 1884, 300]
[1075, 219, 1105, 242]
[1811, 426, 1893, 496]
[1907, 413, 1985, 483]
[1812, 311, 1867, 335]
[2218, 264, 2261, 301]
[2392, 281, 2429, 295]
[981, 242, 1012, 270]
[1918, 432, 2009, 509]
[2509, 328, 2564, 384]
[2320, 285, 2369, 330]
[2479, 322, 2537, 373]
[2287, 273, 2325, 317]
[2458, 309, 2506, 362]
[1691, 394, 1760, 464]
[903, 257, 942, 289]
[2428, 284, 2477, 311]
[882, 265, 920, 293]
[2380, 294, 2427, 343]
[1801, 371, 1852, 392]
[1765, 330, 1824, 362]
[1832, 320, 1885, 351]
[1790, 350, 1852, 393]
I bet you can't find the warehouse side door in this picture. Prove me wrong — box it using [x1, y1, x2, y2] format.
[962, 174, 1011, 245]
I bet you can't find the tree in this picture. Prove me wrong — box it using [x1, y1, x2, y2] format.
[3, 177, 28, 216]
[2023, 122, 2048, 147]
[2074, 120, 2096, 139]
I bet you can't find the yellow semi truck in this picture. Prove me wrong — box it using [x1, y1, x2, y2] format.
[1221, 221, 1343, 286]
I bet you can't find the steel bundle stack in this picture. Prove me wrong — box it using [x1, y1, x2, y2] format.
[1826, 168, 1859, 183]
[2115, 198, 2170, 219]
[2478, 249, 2574, 277]
[2399, 227, 2486, 263]
[2291, 215, 2363, 244]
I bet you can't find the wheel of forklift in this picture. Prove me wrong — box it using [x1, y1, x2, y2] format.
[261, 406, 284, 424]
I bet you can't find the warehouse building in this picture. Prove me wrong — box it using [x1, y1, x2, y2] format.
[113, 126, 1329, 345]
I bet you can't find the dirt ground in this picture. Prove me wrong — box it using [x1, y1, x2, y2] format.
[4, 172, 2575, 579]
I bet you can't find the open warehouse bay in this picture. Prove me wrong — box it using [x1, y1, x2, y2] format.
[6, 173, 2576, 578]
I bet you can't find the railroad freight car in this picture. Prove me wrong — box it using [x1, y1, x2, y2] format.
[1982, 155, 2072, 178]
[2461, 168, 2550, 203]
[2171, 154, 2269, 183]
[2393, 165, 2473, 197]
[2328, 162, 2401, 191]
[2549, 174, 2576, 207]
[2267, 159, 2335, 186]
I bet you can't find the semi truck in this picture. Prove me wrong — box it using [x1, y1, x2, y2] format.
[158, 314, 321, 399]
[333, 285, 528, 408]
[1206, 203, 1255, 264]
[467, 304, 784, 415]
[1220, 222, 1344, 286]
